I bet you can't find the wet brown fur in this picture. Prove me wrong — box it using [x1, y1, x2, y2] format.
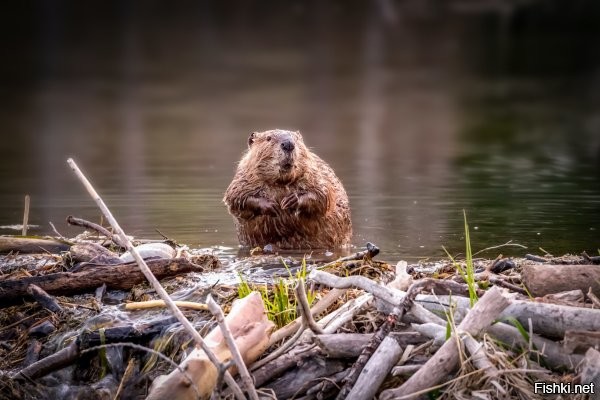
[224, 130, 352, 249]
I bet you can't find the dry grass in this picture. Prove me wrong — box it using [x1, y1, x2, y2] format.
[440, 334, 546, 400]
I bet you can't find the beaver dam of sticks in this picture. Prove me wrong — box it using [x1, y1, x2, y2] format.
[1, 229, 600, 400]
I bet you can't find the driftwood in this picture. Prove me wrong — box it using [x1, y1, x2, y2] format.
[415, 294, 600, 339]
[263, 356, 347, 399]
[66, 215, 127, 248]
[0, 236, 72, 254]
[392, 364, 422, 377]
[411, 295, 583, 370]
[542, 289, 585, 305]
[147, 292, 275, 400]
[319, 242, 380, 269]
[0, 257, 216, 304]
[252, 332, 427, 396]
[487, 322, 582, 370]
[69, 242, 122, 264]
[309, 269, 403, 305]
[252, 345, 321, 388]
[336, 308, 400, 399]
[521, 264, 600, 297]
[380, 286, 510, 400]
[587, 288, 600, 307]
[459, 320, 505, 386]
[321, 293, 374, 334]
[345, 335, 404, 400]
[314, 333, 375, 358]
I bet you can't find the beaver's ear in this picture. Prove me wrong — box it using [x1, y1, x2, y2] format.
[248, 132, 257, 147]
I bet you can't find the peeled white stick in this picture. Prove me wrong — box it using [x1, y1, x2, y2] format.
[345, 335, 404, 400]
[66, 158, 244, 400]
[207, 295, 259, 400]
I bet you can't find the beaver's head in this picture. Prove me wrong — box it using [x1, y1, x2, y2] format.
[241, 129, 308, 184]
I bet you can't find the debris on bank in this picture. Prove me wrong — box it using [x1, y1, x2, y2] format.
[1, 229, 599, 400]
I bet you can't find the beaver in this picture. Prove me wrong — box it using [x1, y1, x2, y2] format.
[223, 129, 352, 249]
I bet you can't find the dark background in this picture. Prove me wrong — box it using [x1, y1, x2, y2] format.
[1, 0, 599, 260]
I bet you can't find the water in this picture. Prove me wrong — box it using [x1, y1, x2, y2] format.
[1, 1, 599, 262]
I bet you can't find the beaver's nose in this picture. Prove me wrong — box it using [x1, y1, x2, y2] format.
[281, 140, 295, 152]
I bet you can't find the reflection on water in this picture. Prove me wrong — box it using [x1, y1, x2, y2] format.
[1, 1, 599, 261]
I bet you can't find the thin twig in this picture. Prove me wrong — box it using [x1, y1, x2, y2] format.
[113, 358, 135, 400]
[124, 300, 208, 311]
[489, 276, 528, 295]
[251, 319, 306, 372]
[318, 242, 380, 270]
[206, 295, 259, 400]
[295, 278, 323, 334]
[48, 221, 66, 239]
[587, 288, 600, 308]
[22, 195, 30, 236]
[66, 158, 244, 400]
[472, 240, 527, 257]
[66, 215, 127, 248]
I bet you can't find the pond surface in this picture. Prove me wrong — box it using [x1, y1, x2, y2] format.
[1, 1, 599, 262]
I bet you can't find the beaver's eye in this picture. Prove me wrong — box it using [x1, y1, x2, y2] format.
[266, 136, 272, 142]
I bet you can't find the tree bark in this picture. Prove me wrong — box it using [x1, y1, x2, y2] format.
[0, 236, 71, 254]
[521, 264, 600, 297]
[0, 256, 218, 304]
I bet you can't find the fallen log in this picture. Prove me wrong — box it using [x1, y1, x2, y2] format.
[314, 333, 375, 358]
[263, 356, 347, 399]
[252, 345, 321, 388]
[380, 286, 510, 400]
[413, 296, 584, 370]
[345, 335, 404, 400]
[488, 322, 582, 370]
[0, 236, 72, 254]
[415, 294, 600, 339]
[0, 256, 218, 304]
[336, 310, 399, 400]
[521, 264, 600, 297]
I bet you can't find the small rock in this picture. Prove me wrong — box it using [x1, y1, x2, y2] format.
[119, 243, 176, 263]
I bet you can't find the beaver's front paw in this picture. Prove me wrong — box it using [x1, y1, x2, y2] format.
[245, 196, 279, 217]
[258, 198, 279, 217]
[280, 193, 300, 210]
